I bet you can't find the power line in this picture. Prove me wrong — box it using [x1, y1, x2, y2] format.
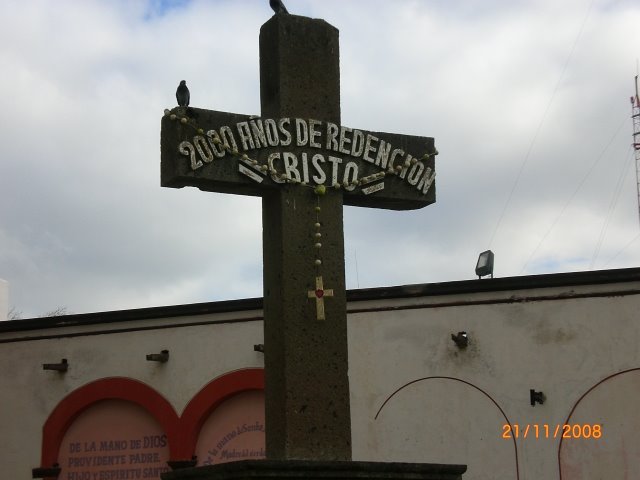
[602, 232, 640, 268]
[487, 0, 595, 250]
[590, 146, 635, 269]
[519, 118, 628, 274]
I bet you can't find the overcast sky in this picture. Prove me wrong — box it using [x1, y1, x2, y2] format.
[1, 0, 639, 318]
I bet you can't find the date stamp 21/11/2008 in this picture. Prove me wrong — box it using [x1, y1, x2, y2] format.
[502, 424, 602, 440]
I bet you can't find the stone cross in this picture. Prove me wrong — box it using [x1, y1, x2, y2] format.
[161, 14, 436, 462]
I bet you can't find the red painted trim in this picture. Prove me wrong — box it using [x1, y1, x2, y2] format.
[40, 377, 180, 467]
[178, 368, 264, 460]
[39, 370, 265, 469]
[558, 368, 640, 480]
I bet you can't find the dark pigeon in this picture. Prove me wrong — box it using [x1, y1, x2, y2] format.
[176, 80, 190, 107]
[269, 0, 289, 14]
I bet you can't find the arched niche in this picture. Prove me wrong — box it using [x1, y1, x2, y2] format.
[179, 368, 265, 464]
[374, 376, 519, 479]
[559, 368, 640, 479]
[41, 378, 180, 478]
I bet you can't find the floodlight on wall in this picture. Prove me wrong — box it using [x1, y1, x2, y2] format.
[475, 250, 494, 279]
[530, 389, 546, 406]
[32, 465, 61, 478]
[451, 331, 469, 349]
[42, 359, 68, 372]
[254, 344, 265, 353]
[146, 350, 169, 363]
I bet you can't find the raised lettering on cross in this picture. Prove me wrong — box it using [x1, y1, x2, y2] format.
[161, 14, 436, 462]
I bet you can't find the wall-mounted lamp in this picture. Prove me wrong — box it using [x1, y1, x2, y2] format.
[42, 359, 68, 372]
[475, 250, 494, 279]
[32, 465, 61, 478]
[146, 350, 169, 363]
[451, 332, 469, 349]
[530, 389, 546, 406]
[254, 344, 265, 353]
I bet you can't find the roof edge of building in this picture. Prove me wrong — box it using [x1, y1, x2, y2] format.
[2, 267, 639, 333]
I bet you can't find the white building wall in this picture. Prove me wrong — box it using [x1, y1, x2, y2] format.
[348, 279, 640, 479]
[1, 270, 639, 479]
[0, 308, 265, 478]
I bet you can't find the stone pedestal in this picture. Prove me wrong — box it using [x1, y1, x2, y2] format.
[162, 460, 466, 480]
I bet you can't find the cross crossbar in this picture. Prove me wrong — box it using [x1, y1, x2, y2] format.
[162, 110, 436, 211]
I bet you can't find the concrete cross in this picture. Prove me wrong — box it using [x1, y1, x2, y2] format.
[161, 14, 436, 462]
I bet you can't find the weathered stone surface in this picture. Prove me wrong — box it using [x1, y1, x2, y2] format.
[260, 14, 350, 462]
[162, 460, 467, 480]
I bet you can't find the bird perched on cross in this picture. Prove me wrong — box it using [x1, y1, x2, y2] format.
[269, 0, 289, 15]
[176, 80, 190, 107]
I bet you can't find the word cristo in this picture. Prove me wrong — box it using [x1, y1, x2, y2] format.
[178, 117, 435, 194]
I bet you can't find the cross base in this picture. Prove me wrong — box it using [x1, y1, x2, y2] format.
[162, 459, 466, 480]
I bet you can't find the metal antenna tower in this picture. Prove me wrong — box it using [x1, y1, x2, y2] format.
[632, 75, 640, 225]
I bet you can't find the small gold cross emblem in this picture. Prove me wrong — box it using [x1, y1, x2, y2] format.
[307, 276, 334, 321]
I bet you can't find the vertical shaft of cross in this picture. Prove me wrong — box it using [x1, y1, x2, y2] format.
[260, 14, 352, 461]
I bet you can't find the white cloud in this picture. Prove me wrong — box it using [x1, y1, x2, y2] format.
[0, 0, 639, 317]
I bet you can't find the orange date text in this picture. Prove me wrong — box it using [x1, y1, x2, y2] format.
[502, 424, 602, 439]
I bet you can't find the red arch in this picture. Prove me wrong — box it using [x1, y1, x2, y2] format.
[40, 370, 265, 469]
[177, 368, 264, 460]
[41, 377, 180, 467]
